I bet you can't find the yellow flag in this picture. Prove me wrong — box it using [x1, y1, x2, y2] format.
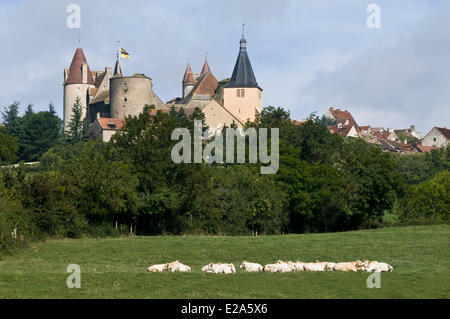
[120, 48, 130, 59]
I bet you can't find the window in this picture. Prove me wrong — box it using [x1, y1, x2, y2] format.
[241, 89, 245, 97]
[433, 138, 437, 141]
[237, 89, 240, 97]
[124, 97, 128, 102]
[107, 123, 116, 129]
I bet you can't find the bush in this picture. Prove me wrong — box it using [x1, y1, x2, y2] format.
[397, 171, 450, 224]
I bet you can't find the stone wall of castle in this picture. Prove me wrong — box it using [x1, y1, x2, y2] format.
[110, 74, 155, 120]
[63, 83, 94, 131]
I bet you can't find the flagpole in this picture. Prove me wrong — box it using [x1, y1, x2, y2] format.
[116, 40, 120, 63]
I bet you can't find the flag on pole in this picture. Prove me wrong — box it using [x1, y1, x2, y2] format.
[120, 48, 130, 59]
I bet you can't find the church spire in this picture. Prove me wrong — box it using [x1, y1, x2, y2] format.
[224, 29, 258, 88]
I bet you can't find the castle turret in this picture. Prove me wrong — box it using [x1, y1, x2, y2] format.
[110, 73, 156, 120]
[113, 56, 122, 77]
[223, 32, 262, 123]
[182, 63, 195, 98]
[63, 46, 95, 131]
[200, 59, 211, 75]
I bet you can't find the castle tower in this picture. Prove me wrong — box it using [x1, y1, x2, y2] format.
[110, 73, 155, 120]
[223, 32, 262, 123]
[63, 46, 95, 131]
[182, 63, 195, 98]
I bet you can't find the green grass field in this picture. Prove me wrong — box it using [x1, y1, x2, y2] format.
[0, 225, 449, 298]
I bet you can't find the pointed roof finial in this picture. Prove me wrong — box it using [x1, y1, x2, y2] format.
[240, 23, 247, 50]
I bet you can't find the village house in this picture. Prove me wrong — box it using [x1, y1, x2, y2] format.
[421, 127, 450, 148]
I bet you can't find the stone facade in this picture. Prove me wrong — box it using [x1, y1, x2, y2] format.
[421, 127, 450, 148]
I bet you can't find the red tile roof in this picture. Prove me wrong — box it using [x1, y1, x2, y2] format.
[291, 119, 305, 125]
[193, 71, 218, 95]
[182, 63, 195, 84]
[65, 47, 95, 85]
[414, 144, 440, 153]
[328, 107, 359, 129]
[201, 60, 211, 75]
[97, 118, 124, 130]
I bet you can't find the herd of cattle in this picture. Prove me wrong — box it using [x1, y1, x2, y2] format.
[146, 260, 393, 273]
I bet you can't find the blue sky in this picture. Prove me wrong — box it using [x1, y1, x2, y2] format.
[0, 0, 448, 135]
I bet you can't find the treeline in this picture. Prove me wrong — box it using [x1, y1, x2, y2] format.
[0, 103, 448, 256]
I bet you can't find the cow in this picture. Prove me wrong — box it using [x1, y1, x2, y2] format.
[333, 260, 365, 272]
[262, 264, 278, 272]
[167, 260, 191, 272]
[146, 263, 168, 272]
[289, 261, 306, 272]
[202, 263, 235, 274]
[364, 260, 393, 272]
[303, 261, 327, 272]
[325, 262, 336, 271]
[240, 261, 263, 272]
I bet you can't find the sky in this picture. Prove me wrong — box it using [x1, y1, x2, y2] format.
[0, 0, 448, 136]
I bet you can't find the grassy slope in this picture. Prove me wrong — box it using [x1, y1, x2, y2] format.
[0, 225, 449, 298]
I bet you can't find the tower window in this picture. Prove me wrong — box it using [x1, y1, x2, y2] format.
[241, 89, 245, 97]
[237, 89, 240, 97]
[124, 97, 128, 102]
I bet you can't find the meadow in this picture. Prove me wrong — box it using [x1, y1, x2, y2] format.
[0, 225, 448, 298]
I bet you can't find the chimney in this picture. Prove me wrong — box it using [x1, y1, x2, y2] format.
[82, 62, 88, 84]
[410, 125, 415, 132]
[388, 127, 394, 133]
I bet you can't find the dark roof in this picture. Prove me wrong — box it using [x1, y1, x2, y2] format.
[436, 127, 450, 140]
[65, 47, 95, 85]
[224, 35, 260, 89]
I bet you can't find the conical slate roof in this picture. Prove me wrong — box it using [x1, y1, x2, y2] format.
[224, 35, 259, 88]
[65, 47, 95, 85]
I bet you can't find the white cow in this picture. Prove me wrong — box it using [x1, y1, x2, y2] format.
[240, 261, 263, 272]
[364, 261, 393, 272]
[326, 262, 336, 271]
[333, 260, 365, 272]
[262, 264, 278, 272]
[303, 261, 328, 272]
[202, 263, 235, 274]
[146, 263, 168, 272]
[289, 261, 305, 272]
[167, 260, 191, 272]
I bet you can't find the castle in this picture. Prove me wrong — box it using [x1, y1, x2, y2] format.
[63, 34, 262, 141]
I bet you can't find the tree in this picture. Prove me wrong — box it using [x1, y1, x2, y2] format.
[67, 97, 87, 143]
[398, 170, 450, 223]
[18, 111, 62, 161]
[2, 101, 22, 137]
[0, 126, 18, 164]
[25, 104, 34, 116]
